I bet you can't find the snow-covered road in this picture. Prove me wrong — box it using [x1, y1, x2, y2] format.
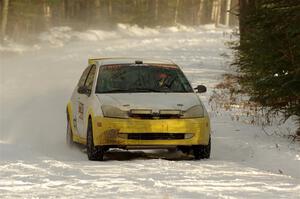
[0, 24, 299, 198]
[1, 158, 299, 199]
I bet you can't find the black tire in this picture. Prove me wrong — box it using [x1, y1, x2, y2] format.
[66, 118, 74, 147]
[178, 146, 192, 154]
[167, 148, 177, 153]
[193, 137, 211, 160]
[87, 119, 104, 161]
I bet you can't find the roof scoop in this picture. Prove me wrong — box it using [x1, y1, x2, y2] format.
[135, 60, 143, 64]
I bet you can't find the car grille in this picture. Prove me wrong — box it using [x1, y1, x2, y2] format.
[129, 114, 181, 119]
[127, 133, 185, 140]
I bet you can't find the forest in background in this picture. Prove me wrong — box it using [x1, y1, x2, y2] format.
[0, 0, 238, 43]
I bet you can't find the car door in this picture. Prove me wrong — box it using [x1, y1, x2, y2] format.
[73, 65, 92, 136]
[77, 65, 96, 138]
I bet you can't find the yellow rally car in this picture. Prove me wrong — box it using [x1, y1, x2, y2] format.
[66, 58, 211, 160]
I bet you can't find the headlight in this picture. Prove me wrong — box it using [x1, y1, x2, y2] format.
[181, 105, 204, 118]
[101, 105, 129, 118]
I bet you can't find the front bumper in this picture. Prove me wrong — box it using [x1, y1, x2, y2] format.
[92, 117, 210, 147]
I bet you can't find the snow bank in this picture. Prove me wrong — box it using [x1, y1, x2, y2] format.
[0, 23, 230, 51]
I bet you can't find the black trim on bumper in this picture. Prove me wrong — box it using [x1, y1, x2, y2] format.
[127, 133, 185, 140]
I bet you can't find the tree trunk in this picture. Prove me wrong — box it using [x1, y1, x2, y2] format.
[174, 0, 180, 24]
[95, 0, 101, 7]
[108, 0, 112, 16]
[1, 0, 9, 42]
[212, 0, 222, 26]
[43, 0, 51, 30]
[197, 0, 204, 25]
[155, 0, 159, 21]
[225, 0, 231, 26]
[211, 0, 217, 23]
[216, 0, 222, 26]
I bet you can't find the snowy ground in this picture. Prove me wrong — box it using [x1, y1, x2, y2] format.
[0, 24, 299, 198]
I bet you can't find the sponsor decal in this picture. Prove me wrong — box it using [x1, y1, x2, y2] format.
[78, 103, 84, 120]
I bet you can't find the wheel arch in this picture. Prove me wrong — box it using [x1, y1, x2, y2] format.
[85, 107, 96, 139]
[66, 102, 75, 133]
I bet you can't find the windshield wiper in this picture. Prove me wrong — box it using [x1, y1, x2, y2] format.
[98, 87, 164, 93]
[98, 89, 132, 93]
[130, 88, 164, 92]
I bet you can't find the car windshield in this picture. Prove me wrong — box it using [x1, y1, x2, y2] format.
[96, 64, 194, 93]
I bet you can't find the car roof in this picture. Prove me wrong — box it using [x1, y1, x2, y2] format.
[88, 57, 177, 67]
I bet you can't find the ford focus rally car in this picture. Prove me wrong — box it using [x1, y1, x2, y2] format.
[66, 58, 211, 160]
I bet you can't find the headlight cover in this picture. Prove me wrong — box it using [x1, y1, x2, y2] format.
[181, 105, 204, 118]
[101, 105, 129, 118]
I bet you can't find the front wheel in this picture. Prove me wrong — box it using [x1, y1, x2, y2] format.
[193, 137, 211, 160]
[87, 119, 104, 161]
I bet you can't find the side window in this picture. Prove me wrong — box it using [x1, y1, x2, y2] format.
[85, 65, 96, 91]
[78, 66, 91, 88]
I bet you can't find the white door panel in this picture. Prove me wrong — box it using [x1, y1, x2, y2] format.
[77, 94, 88, 138]
[70, 89, 80, 136]
[77, 65, 96, 138]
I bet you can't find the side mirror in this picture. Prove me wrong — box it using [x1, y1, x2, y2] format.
[78, 86, 91, 95]
[195, 85, 207, 93]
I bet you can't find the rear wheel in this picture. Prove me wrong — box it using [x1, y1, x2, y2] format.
[87, 119, 104, 161]
[66, 119, 74, 147]
[193, 137, 211, 160]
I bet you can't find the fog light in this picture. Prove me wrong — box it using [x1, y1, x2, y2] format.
[130, 109, 152, 115]
[159, 110, 182, 115]
[184, 133, 194, 139]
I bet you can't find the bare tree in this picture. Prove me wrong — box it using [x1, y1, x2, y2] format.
[174, 0, 180, 24]
[1, 0, 9, 42]
[211, 0, 222, 26]
[95, 0, 101, 7]
[43, 0, 51, 30]
[155, 0, 159, 21]
[216, 0, 222, 26]
[108, 0, 112, 16]
[211, 0, 217, 22]
[225, 0, 232, 26]
[197, 0, 204, 24]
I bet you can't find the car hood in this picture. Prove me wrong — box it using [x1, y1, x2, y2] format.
[96, 93, 202, 111]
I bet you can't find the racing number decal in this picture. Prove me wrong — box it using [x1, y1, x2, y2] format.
[78, 103, 84, 120]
